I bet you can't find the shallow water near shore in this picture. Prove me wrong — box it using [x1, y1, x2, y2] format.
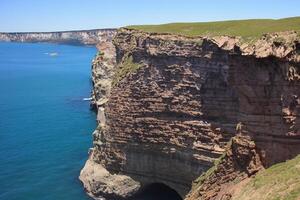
[0, 42, 96, 200]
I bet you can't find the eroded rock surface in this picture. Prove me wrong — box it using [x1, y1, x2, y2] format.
[81, 28, 300, 199]
[80, 159, 140, 200]
[90, 40, 117, 111]
[80, 37, 141, 200]
[186, 136, 264, 200]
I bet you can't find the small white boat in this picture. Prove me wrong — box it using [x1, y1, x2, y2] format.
[83, 97, 92, 101]
[49, 52, 58, 56]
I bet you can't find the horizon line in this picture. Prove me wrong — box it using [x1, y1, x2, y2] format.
[1, 16, 299, 34]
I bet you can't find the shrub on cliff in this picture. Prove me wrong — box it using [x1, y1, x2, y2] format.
[112, 55, 142, 86]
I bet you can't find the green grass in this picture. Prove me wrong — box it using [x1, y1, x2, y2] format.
[193, 149, 228, 189]
[127, 17, 300, 40]
[232, 155, 300, 200]
[193, 139, 233, 189]
[112, 55, 142, 86]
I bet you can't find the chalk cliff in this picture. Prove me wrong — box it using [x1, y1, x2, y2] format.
[80, 28, 300, 200]
[0, 29, 116, 46]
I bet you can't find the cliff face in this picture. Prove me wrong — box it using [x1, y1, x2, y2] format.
[0, 29, 116, 45]
[80, 28, 300, 200]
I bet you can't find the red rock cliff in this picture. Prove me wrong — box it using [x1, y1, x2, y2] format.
[80, 28, 300, 200]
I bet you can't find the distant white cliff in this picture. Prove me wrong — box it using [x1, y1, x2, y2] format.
[0, 29, 116, 46]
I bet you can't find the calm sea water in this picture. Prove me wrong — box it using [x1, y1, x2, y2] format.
[0, 42, 97, 200]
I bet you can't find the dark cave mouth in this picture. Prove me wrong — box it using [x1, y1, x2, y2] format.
[130, 183, 183, 200]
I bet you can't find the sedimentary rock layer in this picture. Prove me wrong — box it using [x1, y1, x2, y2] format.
[81, 28, 300, 199]
[0, 29, 116, 46]
[186, 135, 264, 200]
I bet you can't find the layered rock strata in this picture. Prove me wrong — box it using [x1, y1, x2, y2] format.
[186, 135, 264, 200]
[79, 39, 138, 200]
[80, 28, 300, 199]
[0, 29, 116, 46]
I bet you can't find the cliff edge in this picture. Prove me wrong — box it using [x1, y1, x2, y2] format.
[80, 25, 300, 200]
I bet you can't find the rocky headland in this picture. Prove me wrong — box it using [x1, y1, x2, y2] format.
[0, 29, 116, 46]
[80, 26, 300, 200]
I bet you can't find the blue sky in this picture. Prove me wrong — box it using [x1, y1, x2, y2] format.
[0, 0, 299, 32]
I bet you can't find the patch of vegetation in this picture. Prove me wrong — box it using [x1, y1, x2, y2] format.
[193, 139, 234, 189]
[112, 55, 143, 86]
[127, 17, 300, 40]
[232, 155, 300, 200]
[93, 51, 105, 62]
[274, 37, 287, 46]
[193, 150, 227, 188]
[196, 39, 204, 46]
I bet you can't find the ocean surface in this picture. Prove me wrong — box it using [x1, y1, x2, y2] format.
[0, 42, 97, 200]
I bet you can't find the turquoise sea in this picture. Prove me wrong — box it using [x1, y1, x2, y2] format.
[0, 42, 97, 200]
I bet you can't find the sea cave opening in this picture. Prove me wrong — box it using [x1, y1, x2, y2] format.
[130, 183, 183, 200]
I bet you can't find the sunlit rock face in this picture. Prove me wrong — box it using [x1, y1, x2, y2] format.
[81, 28, 300, 199]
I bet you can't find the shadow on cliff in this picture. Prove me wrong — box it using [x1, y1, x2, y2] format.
[129, 183, 183, 200]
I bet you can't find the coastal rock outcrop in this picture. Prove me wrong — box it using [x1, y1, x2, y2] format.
[90, 40, 117, 111]
[80, 159, 140, 200]
[79, 39, 140, 200]
[0, 29, 116, 46]
[81, 28, 300, 199]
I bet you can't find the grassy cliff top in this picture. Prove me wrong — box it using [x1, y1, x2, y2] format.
[232, 155, 300, 200]
[127, 17, 300, 39]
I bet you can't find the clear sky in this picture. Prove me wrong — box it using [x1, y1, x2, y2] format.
[0, 0, 299, 32]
